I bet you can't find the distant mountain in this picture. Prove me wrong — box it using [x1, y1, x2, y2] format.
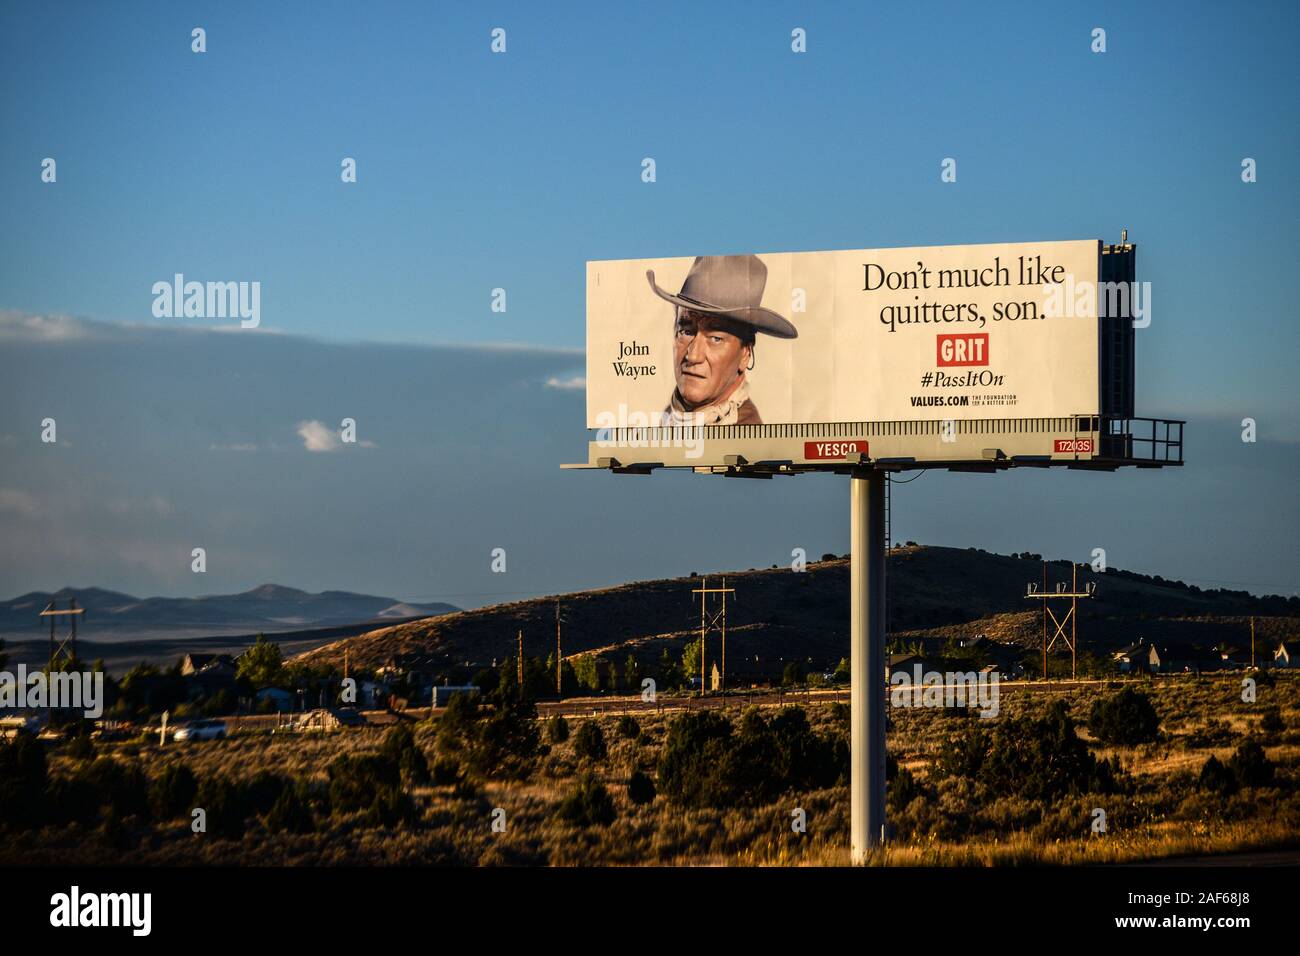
[0, 584, 458, 642]
[293, 545, 1300, 675]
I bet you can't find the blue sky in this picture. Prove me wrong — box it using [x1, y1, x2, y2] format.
[1, 1, 1298, 604]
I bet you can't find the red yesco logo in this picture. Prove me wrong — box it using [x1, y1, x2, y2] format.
[804, 440, 868, 460]
[936, 333, 988, 367]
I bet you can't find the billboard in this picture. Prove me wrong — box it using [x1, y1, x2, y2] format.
[586, 239, 1104, 430]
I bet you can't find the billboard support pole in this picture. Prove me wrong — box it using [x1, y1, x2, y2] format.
[850, 470, 887, 863]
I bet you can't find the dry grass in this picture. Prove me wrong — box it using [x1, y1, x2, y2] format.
[8, 672, 1298, 866]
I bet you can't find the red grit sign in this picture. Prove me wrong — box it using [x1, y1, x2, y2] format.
[1054, 438, 1094, 454]
[804, 440, 869, 460]
[936, 333, 989, 367]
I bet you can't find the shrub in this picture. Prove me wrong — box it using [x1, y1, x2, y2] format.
[614, 715, 640, 740]
[983, 701, 1119, 800]
[435, 691, 480, 754]
[194, 776, 249, 839]
[0, 733, 47, 828]
[1259, 708, 1285, 736]
[328, 753, 400, 815]
[265, 784, 316, 834]
[934, 725, 990, 780]
[80, 757, 149, 820]
[888, 767, 920, 812]
[431, 756, 462, 786]
[148, 764, 198, 821]
[364, 786, 416, 828]
[1198, 755, 1237, 796]
[555, 774, 616, 827]
[65, 730, 96, 761]
[465, 696, 541, 780]
[546, 715, 570, 743]
[657, 706, 841, 809]
[657, 711, 734, 807]
[1227, 739, 1274, 788]
[573, 721, 608, 762]
[381, 723, 430, 785]
[627, 769, 656, 805]
[1088, 687, 1160, 746]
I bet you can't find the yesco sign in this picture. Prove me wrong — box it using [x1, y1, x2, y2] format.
[586, 240, 1105, 428]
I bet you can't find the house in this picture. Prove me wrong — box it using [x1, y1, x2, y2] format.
[256, 687, 296, 710]
[887, 653, 936, 680]
[431, 684, 479, 708]
[1219, 645, 1251, 668]
[1275, 640, 1298, 668]
[1113, 639, 1148, 674]
[1149, 643, 1223, 674]
[183, 655, 240, 700]
[181, 653, 235, 676]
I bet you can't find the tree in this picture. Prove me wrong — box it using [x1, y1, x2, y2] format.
[624, 653, 641, 691]
[381, 723, 430, 785]
[682, 637, 703, 680]
[554, 774, 616, 827]
[1198, 755, 1237, 795]
[1227, 739, 1274, 788]
[982, 701, 1119, 800]
[465, 696, 541, 780]
[1087, 687, 1160, 746]
[237, 635, 286, 689]
[657, 648, 684, 690]
[546, 715, 570, 743]
[573, 654, 601, 693]
[627, 770, 656, 805]
[573, 720, 607, 762]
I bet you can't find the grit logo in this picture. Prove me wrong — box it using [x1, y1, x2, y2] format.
[936, 333, 988, 367]
[49, 886, 151, 936]
[804, 440, 868, 460]
[1054, 438, 1094, 454]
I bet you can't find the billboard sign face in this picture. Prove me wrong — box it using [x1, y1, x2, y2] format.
[586, 240, 1101, 430]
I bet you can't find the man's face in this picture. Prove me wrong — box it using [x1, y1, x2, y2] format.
[673, 308, 753, 407]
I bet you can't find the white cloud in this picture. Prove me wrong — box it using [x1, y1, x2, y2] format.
[296, 420, 340, 452]
[209, 442, 259, 452]
[0, 310, 95, 342]
[545, 375, 586, 391]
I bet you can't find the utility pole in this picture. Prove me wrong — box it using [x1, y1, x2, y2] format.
[691, 576, 735, 696]
[556, 599, 562, 695]
[517, 629, 524, 690]
[40, 596, 84, 727]
[1250, 616, 1256, 670]
[721, 576, 727, 693]
[1026, 562, 1094, 680]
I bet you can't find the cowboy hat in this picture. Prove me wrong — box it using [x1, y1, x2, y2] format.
[647, 254, 798, 339]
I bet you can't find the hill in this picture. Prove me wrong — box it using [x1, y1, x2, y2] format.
[292, 545, 1300, 675]
[0, 584, 458, 644]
